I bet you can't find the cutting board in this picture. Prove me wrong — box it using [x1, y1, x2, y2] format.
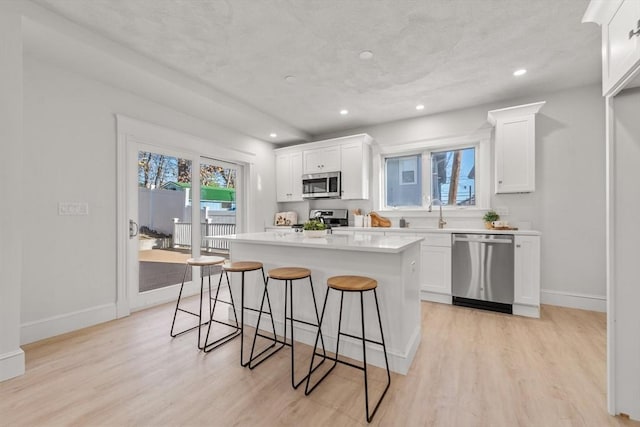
[274, 211, 297, 226]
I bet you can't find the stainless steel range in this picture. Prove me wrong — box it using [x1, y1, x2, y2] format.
[309, 209, 349, 228]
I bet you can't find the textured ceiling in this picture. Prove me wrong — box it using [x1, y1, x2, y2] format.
[31, 0, 601, 140]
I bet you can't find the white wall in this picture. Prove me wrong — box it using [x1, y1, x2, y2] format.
[0, 7, 26, 381]
[19, 49, 276, 342]
[311, 85, 607, 310]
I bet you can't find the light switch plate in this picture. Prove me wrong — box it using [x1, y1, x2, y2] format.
[58, 202, 89, 216]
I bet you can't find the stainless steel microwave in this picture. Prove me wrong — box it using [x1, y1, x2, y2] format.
[302, 172, 341, 199]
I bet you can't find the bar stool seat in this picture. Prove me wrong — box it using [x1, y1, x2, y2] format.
[170, 256, 234, 351]
[269, 267, 311, 280]
[224, 261, 263, 272]
[327, 275, 377, 291]
[249, 266, 326, 389]
[218, 261, 280, 366]
[305, 275, 391, 423]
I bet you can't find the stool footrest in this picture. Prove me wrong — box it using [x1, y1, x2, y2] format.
[338, 331, 385, 347]
[285, 316, 321, 328]
[170, 320, 211, 338]
[203, 329, 241, 353]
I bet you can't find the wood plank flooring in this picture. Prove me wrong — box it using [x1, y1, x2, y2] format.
[1, 298, 638, 426]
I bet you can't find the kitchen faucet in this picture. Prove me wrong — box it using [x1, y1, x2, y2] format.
[438, 203, 447, 229]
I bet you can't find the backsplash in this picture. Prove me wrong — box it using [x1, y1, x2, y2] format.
[274, 199, 533, 230]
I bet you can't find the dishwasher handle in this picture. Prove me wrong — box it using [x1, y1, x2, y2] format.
[452, 235, 513, 244]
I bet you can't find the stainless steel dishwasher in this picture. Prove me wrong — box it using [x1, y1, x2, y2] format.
[451, 233, 514, 314]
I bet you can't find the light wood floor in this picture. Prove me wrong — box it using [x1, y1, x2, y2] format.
[1, 298, 638, 426]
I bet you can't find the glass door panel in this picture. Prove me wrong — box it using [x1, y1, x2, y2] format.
[137, 151, 192, 294]
[199, 158, 238, 257]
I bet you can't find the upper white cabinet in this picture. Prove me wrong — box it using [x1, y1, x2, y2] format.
[275, 151, 303, 202]
[340, 138, 371, 200]
[488, 102, 545, 194]
[584, 0, 640, 95]
[275, 134, 373, 202]
[303, 146, 341, 174]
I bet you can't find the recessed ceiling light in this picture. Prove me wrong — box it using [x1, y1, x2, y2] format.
[340, 109, 349, 115]
[513, 69, 527, 77]
[359, 50, 373, 60]
[416, 104, 425, 110]
[269, 133, 277, 138]
[284, 75, 297, 83]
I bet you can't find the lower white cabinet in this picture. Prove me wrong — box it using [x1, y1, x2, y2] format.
[513, 235, 541, 317]
[419, 233, 452, 304]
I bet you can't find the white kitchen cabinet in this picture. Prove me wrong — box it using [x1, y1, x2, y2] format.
[340, 140, 371, 200]
[513, 235, 540, 317]
[303, 146, 341, 174]
[488, 102, 545, 194]
[419, 233, 452, 304]
[275, 151, 303, 202]
[586, 0, 640, 95]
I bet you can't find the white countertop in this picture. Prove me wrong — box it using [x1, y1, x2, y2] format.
[208, 231, 424, 253]
[329, 226, 541, 236]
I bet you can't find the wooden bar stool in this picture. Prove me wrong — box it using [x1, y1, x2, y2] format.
[170, 256, 237, 351]
[221, 261, 279, 366]
[305, 275, 391, 423]
[249, 267, 326, 389]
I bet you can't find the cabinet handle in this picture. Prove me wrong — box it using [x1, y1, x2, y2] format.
[630, 20, 640, 39]
[516, 244, 521, 248]
[498, 180, 503, 184]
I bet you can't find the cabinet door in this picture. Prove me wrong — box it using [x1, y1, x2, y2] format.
[513, 235, 540, 306]
[495, 117, 535, 193]
[604, 0, 640, 93]
[290, 151, 303, 201]
[275, 153, 292, 202]
[340, 141, 369, 200]
[420, 244, 452, 296]
[303, 146, 341, 174]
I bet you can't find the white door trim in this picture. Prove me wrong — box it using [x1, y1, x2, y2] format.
[115, 115, 253, 317]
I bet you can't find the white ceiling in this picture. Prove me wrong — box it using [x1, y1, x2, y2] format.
[31, 0, 601, 143]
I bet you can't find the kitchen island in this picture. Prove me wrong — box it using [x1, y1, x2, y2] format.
[212, 231, 423, 374]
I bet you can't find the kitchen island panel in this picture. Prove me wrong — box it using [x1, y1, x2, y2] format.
[227, 239, 421, 375]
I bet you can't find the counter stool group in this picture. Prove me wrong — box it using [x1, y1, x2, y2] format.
[170, 255, 391, 423]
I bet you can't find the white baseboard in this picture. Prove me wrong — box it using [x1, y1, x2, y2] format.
[0, 349, 25, 382]
[541, 289, 606, 312]
[20, 303, 117, 345]
[420, 290, 452, 305]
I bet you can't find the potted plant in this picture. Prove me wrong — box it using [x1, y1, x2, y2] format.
[303, 219, 328, 237]
[483, 210, 500, 229]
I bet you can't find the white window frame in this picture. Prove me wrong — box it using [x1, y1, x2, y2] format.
[373, 129, 491, 214]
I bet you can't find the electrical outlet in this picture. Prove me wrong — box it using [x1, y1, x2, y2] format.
[495, 206, 509, 216]
[58, 202, 89, 216]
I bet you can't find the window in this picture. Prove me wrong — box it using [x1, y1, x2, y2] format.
[383, 145, 478, 209]
[431, 147, 475, 206]
[385, 155, 422, 207]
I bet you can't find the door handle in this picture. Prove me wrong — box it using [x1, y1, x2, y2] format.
[129, 219, 139, 238]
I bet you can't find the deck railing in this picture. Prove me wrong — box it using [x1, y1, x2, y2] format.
[173, 221, 236, 251]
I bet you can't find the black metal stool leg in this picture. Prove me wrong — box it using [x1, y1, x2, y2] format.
[305, 288, 341, 395]
[288, 276, 327, 389]
[169, 263, 191, 337]
[202, 267, 241, 353]
[361, 289, 391, 423]
[248, 271, 285, 369]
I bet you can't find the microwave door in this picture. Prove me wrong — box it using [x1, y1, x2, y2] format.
[304, 178, 327, 195]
